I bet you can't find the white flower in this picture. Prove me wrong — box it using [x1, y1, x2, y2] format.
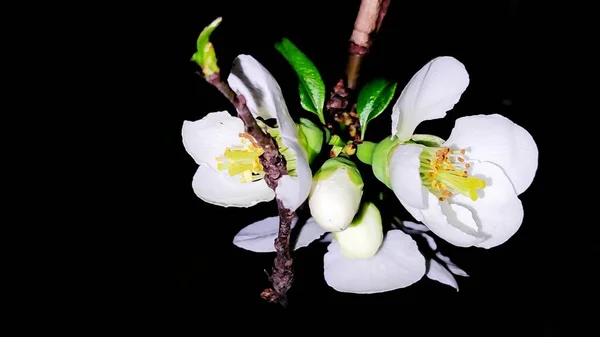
[233, 206, 426, 294]
[181, 55, 312, 210]
[308, 158, 364, 232]
[380, 56, 539, 248]
[182, 111, 274, 207]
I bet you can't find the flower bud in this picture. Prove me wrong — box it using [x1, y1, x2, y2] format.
[333, 202, 383, 259]
[371, 136, 400, 188]
[308, 157, 364, 232]
[297, 118, 324, 164]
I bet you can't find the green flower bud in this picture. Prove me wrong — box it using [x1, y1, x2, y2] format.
[356, 141, 377, 165]
[297, 118, 324, 164]
[371, 136, 400, 188]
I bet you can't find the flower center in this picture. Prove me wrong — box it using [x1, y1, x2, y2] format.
[216, 133, 265, 183]
[419, 146, 486, 201]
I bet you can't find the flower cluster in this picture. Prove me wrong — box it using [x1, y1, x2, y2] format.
[183, 51, 538, 293]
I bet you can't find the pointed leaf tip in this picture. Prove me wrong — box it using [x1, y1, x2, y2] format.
[275, 38, 326, 124]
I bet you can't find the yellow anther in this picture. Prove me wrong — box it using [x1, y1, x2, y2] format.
[215, 134, 265, 183]
[419, 145, 486, 202]
[239, 132, 259, 147]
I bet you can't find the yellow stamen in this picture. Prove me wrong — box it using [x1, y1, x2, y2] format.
[215, 132, 265, 183]
[419, 146, 486, 201]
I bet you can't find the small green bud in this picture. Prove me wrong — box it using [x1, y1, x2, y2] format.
[297, 118, 324, 164]
[371, 136, 400, 188]
[356, 141, 377, 165]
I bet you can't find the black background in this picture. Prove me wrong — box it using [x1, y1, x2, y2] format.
[147, 0, 564, 334]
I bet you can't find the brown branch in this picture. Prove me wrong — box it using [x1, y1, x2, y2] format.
[260, 199, 294, 307]
[325, 0, 391, 143]
[203, 72, 294, 306]
[347, 0, 382, 90]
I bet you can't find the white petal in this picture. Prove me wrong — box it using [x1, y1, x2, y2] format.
[444, 114, 538, 195]
[402, 193, 487, 247]
[402, 221, 430, 232]
[323, 230, 426, 294]
[182, 111, 243, 168]
[427, 259, 459, 291]
[228, 55, 298, 141]
[452, 162, 524, 249]
[275, 140, 312, 211]
[435, 252, 469, 277]
[192, 166, 274, 208]
[421, 233, 438, 251]
[294, 217, 327, 250]
[389, 144, 427, 209]
[233, 217, 325, 252]
[391, 57, 470, 142]
[233, 216, 281, 252]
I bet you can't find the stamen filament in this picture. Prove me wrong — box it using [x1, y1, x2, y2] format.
[419, 145, 486, 201]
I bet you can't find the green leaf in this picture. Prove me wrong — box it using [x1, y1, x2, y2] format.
[275, 38, 326, 124]
[191, 17, 222, 77]
[356, 79, 398, 139]
[328, 134, 345, 147]
[298, 85, 317, 115]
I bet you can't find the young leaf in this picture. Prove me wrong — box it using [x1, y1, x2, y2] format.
[298, 85, 317, 117]
[356, 79, 398, 139]
[191, 17, 222, 77]
[275, 38, 326, 124]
